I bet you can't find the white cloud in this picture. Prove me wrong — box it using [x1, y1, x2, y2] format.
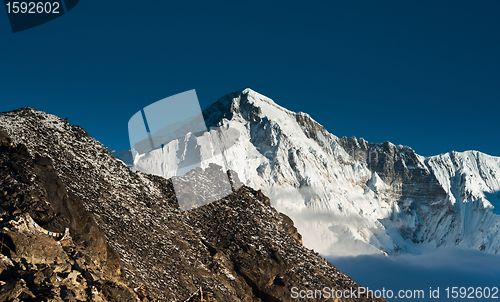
[327, 247, 500, 301]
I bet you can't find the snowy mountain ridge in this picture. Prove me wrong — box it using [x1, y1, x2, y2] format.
[128, 88, 500, 257]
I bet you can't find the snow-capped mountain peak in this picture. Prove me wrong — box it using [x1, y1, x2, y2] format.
[127, 89, 500, 257]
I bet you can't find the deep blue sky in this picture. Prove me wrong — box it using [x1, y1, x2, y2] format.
[1, 1, 499, 156]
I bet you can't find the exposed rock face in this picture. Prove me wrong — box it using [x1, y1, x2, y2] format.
[338, 137, 456, 247]
[0, 108, 385, 301]
[185, 186, 346, 302]
[0, 127, 121, 277]
[0, 127, 153, 301]
[0, 217, 149, 302]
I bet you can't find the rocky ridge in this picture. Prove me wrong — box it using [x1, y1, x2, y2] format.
[0, 108, 384, 301]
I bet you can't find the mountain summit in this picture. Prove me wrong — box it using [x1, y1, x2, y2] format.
[130, 89, 500, 257]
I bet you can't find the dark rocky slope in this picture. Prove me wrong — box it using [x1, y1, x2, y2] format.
[0, 108, 384, 301]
